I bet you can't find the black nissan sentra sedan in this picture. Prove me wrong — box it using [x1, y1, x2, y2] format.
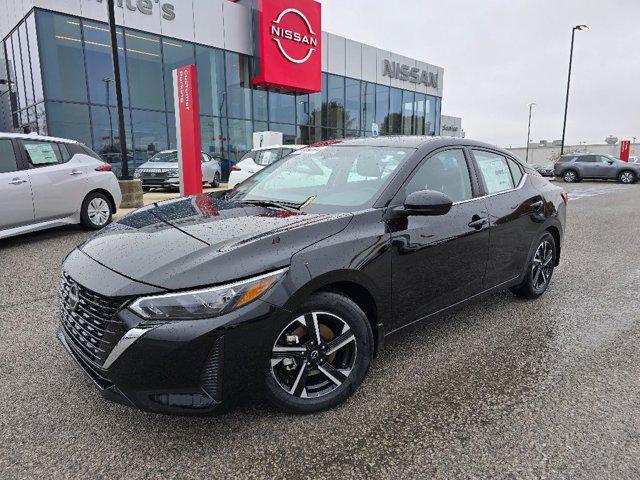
[58, 137, 567, 415]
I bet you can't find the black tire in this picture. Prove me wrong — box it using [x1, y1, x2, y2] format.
[142, 186, 152, 192]
[618, 170, 637, 184]
[510, 232, 556, 300]
[562, 170, 579, 183]
[264, 291, 374, 414]
[211, 172, 221, 188]
[80, 192, 113, 230]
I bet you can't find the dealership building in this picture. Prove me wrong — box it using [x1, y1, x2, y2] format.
[0, 0, 444, 176]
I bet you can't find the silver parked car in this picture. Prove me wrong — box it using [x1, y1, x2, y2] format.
[134, 150, 222, 191]
[554, 153, 640, 184]
[0, 133, 122, 240]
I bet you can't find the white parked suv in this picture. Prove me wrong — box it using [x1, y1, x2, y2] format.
[0, 133, 122, 240]
[227, 145, 306, 189]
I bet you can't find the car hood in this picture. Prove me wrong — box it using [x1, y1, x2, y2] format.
[79, 194, 352, 290]
[137, 161, 178, 170]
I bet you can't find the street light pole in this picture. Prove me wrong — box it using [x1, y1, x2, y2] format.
[525, 102, 536, 163]
[560, 24, 588, 156]
[107, 0, 130, 179]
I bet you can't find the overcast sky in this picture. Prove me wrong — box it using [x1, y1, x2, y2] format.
[321, 0, 640, 147]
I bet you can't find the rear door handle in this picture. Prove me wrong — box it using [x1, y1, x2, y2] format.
[8, 178, 27, 185]
[70, 170, 83, 175]
[468, 217, 488, 230]
[531, 200, 544, 211]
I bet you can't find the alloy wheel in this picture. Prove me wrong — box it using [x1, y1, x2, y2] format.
[564, 171, 576, 183]
[531, 240, 554, 290]
[87, 198, 111, 227]
[620, 172, 634, 184]
[270, 312, 357, 399]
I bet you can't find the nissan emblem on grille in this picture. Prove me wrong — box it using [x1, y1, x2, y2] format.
[66, 282, 80, 313]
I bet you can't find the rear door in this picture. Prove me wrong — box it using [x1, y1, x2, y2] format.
[471, 149, 540, 288]
[0, 138, 34, 230]
[575, 155, 599, 178]
[20, 140, 89, 222]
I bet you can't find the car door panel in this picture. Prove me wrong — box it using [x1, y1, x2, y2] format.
[471, 150, 541, 288]
[22, 141, 90, 222]
[389, 200, 490, 330]
[0, 139, 34, 230]
[388, 148, 489, 331]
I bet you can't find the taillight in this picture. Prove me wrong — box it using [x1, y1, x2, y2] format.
[95, 164, 112, 172]
[231, 166, 241, 171]
[561, 192, 569, 203]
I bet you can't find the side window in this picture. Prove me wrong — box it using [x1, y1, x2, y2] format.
[598, 155, 612, 164]
[473, 150, 514, 194]
[22, 141, 64, 167]
[507, 157, 523, 186]
[280, 148, 294, 158]
[403, 149, 473, 203]
[59, 143, 71, 163]
[201, 153, 210, 163]
[0, 140, 18, 174]
[575, 156, 595, 163]
[257, 149, 280, 166]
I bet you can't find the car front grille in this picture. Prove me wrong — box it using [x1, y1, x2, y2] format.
[59, 272, 127, 367]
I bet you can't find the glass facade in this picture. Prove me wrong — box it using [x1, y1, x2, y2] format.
[1, 9, 442, 178]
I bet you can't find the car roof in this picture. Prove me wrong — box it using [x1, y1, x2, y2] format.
[311, 136, 508, 152]
[251, 145, 307, 152]
[0, 132, 80, 144]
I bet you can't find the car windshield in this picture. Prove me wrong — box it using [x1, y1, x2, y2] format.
[227, 145, 413, 213]
[149, 151, 178, 163]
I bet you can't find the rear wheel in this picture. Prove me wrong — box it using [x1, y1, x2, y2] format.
[265, 292, 373, 414]
[563, 170, 579, 183]
[618, 170, 636, 184]
[510, 232, 556, 299]
[80, 192, 112, 230]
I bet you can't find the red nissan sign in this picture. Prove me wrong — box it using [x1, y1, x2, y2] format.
[253, 0, 322, 93]
[620, 140, 631, 162]
[173, 65, 203, 197]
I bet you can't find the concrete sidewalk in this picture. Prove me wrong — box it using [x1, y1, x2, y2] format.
[114, 185, 227, 220]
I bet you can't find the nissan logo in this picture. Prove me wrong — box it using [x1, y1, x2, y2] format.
[66, 283, 80, 313]
[270, 8, 318, 64]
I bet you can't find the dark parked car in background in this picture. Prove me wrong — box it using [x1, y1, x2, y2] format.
[554, 153, 640, 183]
[532, 164, 554, 177]
[58, 137, 567, 415]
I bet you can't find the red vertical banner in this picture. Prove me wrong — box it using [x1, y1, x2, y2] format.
[173, 65, 202, 196]
[620, 140, 631, 162]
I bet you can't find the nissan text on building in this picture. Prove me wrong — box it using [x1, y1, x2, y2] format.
[0, 0, 444, 177]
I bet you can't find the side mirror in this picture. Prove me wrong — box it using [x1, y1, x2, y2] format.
[608, 160, 614, 165]
[402, 190, 453, 216]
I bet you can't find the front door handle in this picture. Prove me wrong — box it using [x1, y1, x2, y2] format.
[468, 216, 488, 230]
[8, 178, 27, 185]
[70, 170, 83, 175]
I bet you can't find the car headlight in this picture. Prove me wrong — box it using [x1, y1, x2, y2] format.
[128, 268, 288, 320]
[134, 170, 142, 178]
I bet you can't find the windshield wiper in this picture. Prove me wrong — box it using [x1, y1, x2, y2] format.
[241, 196, 316, 211]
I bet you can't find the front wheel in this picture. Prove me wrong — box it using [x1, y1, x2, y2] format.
[211, 172, 221, 188]
[265, 292, 374, 414]
[510, 232, 556, 300]
[80, 192, 113, 230]
[618, 170, 636, 184]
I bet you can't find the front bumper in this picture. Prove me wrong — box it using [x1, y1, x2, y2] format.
[139, 176, 180, 188]
[58, 294, 291, 415]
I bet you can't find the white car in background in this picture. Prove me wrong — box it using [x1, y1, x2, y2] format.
[134, 150, 223, 191]
[227, 145, 306, 189]
[0, 133, 122, 240]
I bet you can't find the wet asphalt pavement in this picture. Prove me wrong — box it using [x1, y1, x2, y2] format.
[1, 181, 639, 479]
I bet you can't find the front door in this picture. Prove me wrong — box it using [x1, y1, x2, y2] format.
[388, 148, 490, 331]
[20, 140, 88, 222]
[0, 139, 34, 231]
